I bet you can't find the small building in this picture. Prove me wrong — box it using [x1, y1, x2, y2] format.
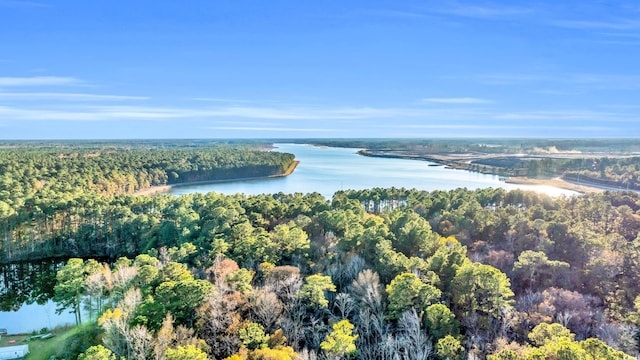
[0, 345, 29, 360]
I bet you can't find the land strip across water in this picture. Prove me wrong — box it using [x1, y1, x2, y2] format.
[133, 160, 299, 196]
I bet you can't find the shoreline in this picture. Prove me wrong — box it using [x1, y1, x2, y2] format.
[357, 149, 513, 175]
[358, 149, 609, 194]
[133, 160, 300, 196]
[504, 177, 602, 194]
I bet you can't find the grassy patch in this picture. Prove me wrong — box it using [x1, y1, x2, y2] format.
[24, 325, 78, 360]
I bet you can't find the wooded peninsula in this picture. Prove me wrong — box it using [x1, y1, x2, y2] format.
[1, 139, 639, 360]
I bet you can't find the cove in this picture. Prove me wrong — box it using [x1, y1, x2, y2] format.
[169, 144, 578, 198]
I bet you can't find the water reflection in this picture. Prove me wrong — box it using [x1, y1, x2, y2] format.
[0, 260, 80, 334]
[0, 260, 60, 311]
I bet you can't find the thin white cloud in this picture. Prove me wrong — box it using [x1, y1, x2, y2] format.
[554, 18, 640, 31]
[600, 32, 640, 39]
[493, 110, 637, 122]
[533, 89, 586, 96]
[206, 126, 338, 132]
[364, 3, 532, 22]
[0, 76, 80, 87]
[592, 39, 640, 46]
[215, 120, 284, 126]
[195, 106, 428, 120]
[0, 103, 472, 122]
[363, 9, 431, 19]
[376, 124, 509, 129]
[478, 72, 640, 89]
[599, 104, 640, 110]
[192, 97, 255, 103]
[427, 2, 533, 19]
[476, 73, 550, 85]
[376, 124, 616, 133]
[0, 103, 637, 127]
[422, 97, 492, 104]
[0, 92, 148, 101]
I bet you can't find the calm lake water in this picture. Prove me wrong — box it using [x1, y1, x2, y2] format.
[0, 300, 77, 334]
[170, 143, 577, 198]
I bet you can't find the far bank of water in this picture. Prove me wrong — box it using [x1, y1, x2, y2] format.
[170, 144, 578, 198]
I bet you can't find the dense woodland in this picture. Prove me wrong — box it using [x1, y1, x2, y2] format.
[45, 188, 640, 359]
[1, 142, 640, 359]
[0, 143, 294, 261]
[0, 141, 294, 201]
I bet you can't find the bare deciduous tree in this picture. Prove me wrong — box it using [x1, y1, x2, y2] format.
[127, 325, 154, 360]
[333, 293, 355, 320]
[249, 289, 284, 331]
[101, 288, 142, 358]
[350, 269, 383, 313]
[154, 313, 176, 360]
[112, 265, 139, 302]
[195, 292, 244, 358]
[395, 309, 432, 360]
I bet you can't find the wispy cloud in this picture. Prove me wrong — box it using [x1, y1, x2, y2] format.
[590, 39, 640, 46]
[215, 120, 284, 126]
[364, 3, 532, 22]
[377, 124, 543, 130]
[0, 105, 172, 121]
[0, 103, 477, 122]
[478, 72, 640, 89]
[533, 89, 586, 96]
[0, 102, 637, 128]
[194, 106, 425, 120]
[0, 76, 80, 87]
[554, 18, 640, 31]
[477, 73, 550, 85]
[0, 92, 148, 101]
[192, 97, 255, 103]
[378, 123, 618, 137]
[424, 2, 533, 19]
[206, 126, 338, 132]
[422, 97, 492, 104]
[0, 105, 388, 121]
[600, 32, 640, 39]
[493, 110, 638, 122]
[363, 9, 430, 19]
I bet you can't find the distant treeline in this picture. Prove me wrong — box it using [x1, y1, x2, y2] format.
[300, 138, 640, 153]
[473, 156, 640, 189]
[0, 142, 294, 207]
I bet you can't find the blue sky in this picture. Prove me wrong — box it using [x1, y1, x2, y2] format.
[1, 0, 639, 139]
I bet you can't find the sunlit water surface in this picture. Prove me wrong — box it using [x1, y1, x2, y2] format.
[170, 143, 577, 198]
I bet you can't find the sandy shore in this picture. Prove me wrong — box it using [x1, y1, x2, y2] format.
[133, 160, 300, 196]
[505, 177, 602, 194]
[133, 185, 173, 196]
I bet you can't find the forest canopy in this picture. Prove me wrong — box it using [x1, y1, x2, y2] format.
[0, 141, 639, 359]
